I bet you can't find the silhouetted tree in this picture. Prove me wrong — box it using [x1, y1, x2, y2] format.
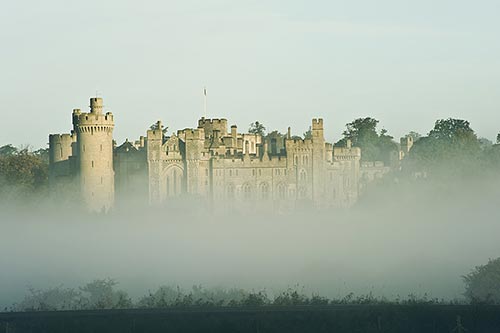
[463, 258, 500, 304]
[406, 118, 481, 177]
[337, 117, 398, 163]
[80, 279, 132, 309]
[150, 122, 168, 135]
[303, 126, 312, 139]
[249, 121, 266, 136]
[0, 144, 18, 156]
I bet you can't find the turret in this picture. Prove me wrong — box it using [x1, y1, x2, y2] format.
[73, 97, 115, 212]
[90, 97, 103, 114]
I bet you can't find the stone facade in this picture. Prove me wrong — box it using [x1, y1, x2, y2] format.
[49, 97, 386, 212]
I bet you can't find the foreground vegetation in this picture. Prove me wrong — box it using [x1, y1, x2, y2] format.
[7, 255, 500, 312]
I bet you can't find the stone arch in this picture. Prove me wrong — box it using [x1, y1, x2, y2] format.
[162, 164, 184, 198]
[276, 182, 287, 200]
[242, 182, 253, 200]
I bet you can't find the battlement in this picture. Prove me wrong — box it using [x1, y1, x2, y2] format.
[198, 117, 228, 137]
[49, 133, 74, 144]
[312, 118, 324, 130]
[179, 128, 205, 140]
[73, 112, 114, 133]
[286, 138, 313, 149]
[333, 146, 361, 159]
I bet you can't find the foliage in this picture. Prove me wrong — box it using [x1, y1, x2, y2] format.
[79, 279, 132, 309]
[463, 257, 500, 304]
[404, 118, 481, 178]
[337, 117, 398, 163]
[0, 144, 18, 156]
[13, 280, 464, 312]
[303, 126, 312, 139]
[150, 122, 168, 135]
[0, 146, 48, 198]
[137, 285, 247, 308]
[405, 131, 422, 142]
[16, 286, 81, 311]
[248, 121, 266, 136]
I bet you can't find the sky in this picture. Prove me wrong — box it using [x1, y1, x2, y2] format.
[1, 0, 499, 148]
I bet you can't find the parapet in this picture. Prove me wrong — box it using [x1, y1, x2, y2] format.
[72, 98, 114, 131]
[179, 128, 205, 140]
[73, 112, 114, 132]
[312, 118, 324, 130]
[198, 117, 228, 137]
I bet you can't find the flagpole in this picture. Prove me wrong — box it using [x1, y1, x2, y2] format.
[203, 87, 207, 118]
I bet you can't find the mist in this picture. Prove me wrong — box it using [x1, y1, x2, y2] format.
[1, 171, 499, 309]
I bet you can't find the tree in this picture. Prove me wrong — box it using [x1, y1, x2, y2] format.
[428, 118, 478, 148]
[0, 144, 18, 156]
[248, 121, 266, 136]
[80, 279, 131, 309]
[150, 122, 168, 135]
[303, 126, 312, 139]
[463, 258, 500, 303]
[405, 118, 481, 177]
[405, 131, 422, 142]
[337, 117, 397, 163]
[16, 286, 81, 311]
[496, 133, 500, 145]
[0, 151, 48, 194]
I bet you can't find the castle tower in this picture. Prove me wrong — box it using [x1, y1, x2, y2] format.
[311, 118, 326, 205]
[73, 97, 115, 212]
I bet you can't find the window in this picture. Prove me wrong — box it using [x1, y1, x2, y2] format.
[91, 160, 94, 168]
[243, 183, 252, 200]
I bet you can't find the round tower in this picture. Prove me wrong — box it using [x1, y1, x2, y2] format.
[73, 97, 115, 212]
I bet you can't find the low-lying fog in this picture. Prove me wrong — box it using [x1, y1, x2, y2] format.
[1, 177, 499, 308]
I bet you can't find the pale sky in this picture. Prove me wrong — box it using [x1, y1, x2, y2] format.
[1, 0, 499, 148]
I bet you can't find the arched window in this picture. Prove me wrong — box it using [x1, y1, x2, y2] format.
[242, 183, 252, 200]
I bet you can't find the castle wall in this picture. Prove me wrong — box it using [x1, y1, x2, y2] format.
[48, 133, 77, 199]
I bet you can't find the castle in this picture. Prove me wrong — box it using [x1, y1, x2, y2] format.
[49, 97, 393, 212]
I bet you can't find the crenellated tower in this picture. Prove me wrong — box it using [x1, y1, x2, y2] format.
[72, 97, 115, 212]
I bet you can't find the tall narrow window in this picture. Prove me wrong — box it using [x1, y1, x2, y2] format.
[91, 161, 94, 168]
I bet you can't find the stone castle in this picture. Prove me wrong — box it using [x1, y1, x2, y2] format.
[49, 97, 395, 212]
